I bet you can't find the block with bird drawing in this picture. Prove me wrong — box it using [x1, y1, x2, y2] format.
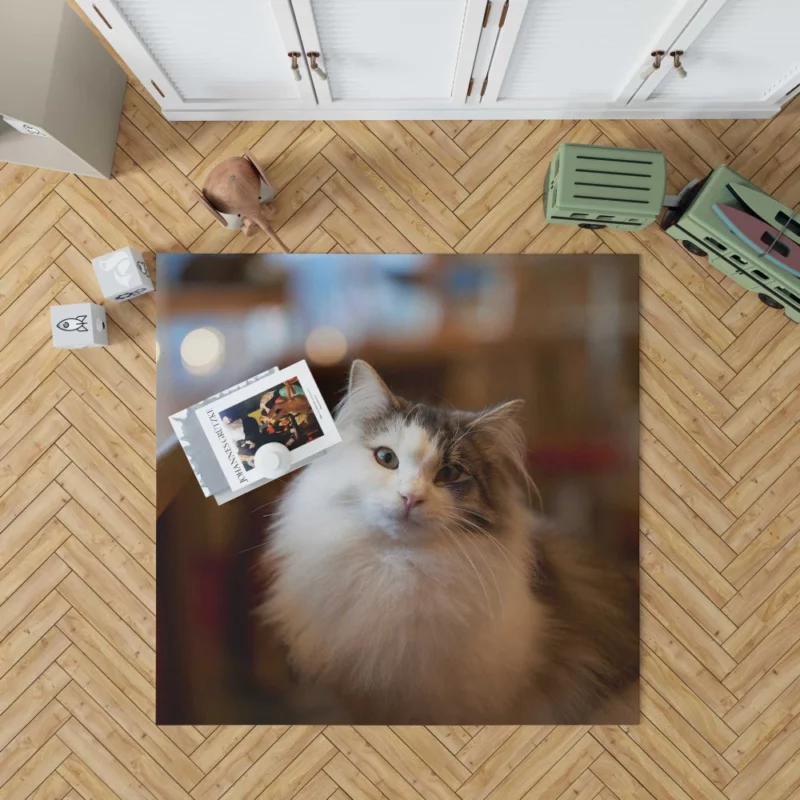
[92, 245, 154, 302]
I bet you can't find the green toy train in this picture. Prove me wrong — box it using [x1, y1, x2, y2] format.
[544, 143, 800, 323]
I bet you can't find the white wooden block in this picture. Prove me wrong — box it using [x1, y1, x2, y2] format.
[50, 303, 108, 348]
[91, 246, 154, 302]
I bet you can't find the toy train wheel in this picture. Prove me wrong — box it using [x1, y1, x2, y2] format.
[682, 240, 707, 257]
[758, 293, 784, 310]
[578, 223, 606, 230]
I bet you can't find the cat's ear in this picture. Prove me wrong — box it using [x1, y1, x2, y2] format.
[337, 360, 398, 424]
[348, 360, 396, 405]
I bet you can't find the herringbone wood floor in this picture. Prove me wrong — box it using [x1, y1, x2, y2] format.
[2, 72, 800, 800]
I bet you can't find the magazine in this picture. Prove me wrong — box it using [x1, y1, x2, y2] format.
[170, 360, 341, 502]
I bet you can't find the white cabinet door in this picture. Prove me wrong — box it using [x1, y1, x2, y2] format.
[631, 0, 800, 109]
[479, 0, 706, 111]
[288, 0, 487, 108]
[75, 0, 316, 112]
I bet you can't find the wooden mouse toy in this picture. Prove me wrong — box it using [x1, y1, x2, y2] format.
[196, 150, 289, 253]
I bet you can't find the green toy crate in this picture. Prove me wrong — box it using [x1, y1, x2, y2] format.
[661, 164, 800, 323]
[544, 143, 667, 231]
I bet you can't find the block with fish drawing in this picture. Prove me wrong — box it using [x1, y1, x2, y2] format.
[91, 246, 154, 302]
[50, 303, 108, 349]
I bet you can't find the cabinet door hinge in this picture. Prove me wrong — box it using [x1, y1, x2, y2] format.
[482, 1, 492, 27]
[499, 0, 509, 27]
[467, 77, 475, 97]
[480, 77, 488, 97]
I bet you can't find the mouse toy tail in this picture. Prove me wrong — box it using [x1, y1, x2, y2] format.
[254, 212, 290, 253]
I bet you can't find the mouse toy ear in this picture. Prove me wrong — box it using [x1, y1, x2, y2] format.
[195, 190, 229, 227]
[243, 150, 273, 191]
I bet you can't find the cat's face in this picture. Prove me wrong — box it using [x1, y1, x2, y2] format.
[333, 361, 528, 540]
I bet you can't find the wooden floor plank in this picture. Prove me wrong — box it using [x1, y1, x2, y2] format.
[0, 627, 70, 717]
[3, 733, 70, 800]
[364, 121, 469, 210]
[122, 85, 202, 176]
[638, 680, 737, 790]
[454, 119, 577, 230]
[0, 163, 37, 207]
[0, 552, 70, 642]
[111, 148, 202, 248]
[0, 228, 68, 316]
[400, 121, 469, 175]
[0, 591, 70, 682]
[56, 499, 155, 613]
[0, 698, 70, 789]
[639, 356, 736, 464]
[322, 138, 449, 253]
[640, 500, 736, 609]
[329, 122, 468, 247]
[0, 265, 70, 349]
[0, 170, 65, 245]
[57, 646, 203, 790]
[639, 637, 737, 746]
[454, 121, 537, 192]
[56, 572, 155, 684]
[116, 116, 202, 212]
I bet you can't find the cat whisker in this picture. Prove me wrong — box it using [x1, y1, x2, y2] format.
[444, 511, 529, 584]
[524, 473, 544, 513]
[449, 423, 477, 451]
[438, 531, 494, 619]
[474, 530, 531, 582]
[402, 402, 422, 428]
[430, 392, 457, 411]
[436, 528, 471, 585]
[454, 528, 506, 622]
[439, 505, 493, 532]
[440, 526, 495, 623]
[233, 542, 267, 556]
[445, 514, 486, 535]
[249, 497, 283, 515]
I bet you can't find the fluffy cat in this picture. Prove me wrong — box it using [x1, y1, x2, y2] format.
[261, 360, 638, 724]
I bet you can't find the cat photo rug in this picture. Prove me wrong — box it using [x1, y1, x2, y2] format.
[156, 253, 640, 726]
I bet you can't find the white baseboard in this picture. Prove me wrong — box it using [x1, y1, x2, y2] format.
[163, 104, 781, 122]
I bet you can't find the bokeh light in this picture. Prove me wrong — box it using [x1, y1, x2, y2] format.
[180, 327, 225, 374]
[305, 325, 348, 365]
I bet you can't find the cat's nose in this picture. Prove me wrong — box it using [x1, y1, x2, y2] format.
[400, 492, 425, 517]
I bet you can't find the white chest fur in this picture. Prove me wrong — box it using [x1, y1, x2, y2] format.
[265, 482, 544, 722]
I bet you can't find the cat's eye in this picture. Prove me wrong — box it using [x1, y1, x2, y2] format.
[435, 464, 463, 484]
[374, 447, 399, 470]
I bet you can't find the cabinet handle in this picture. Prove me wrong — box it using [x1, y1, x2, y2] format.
[288, 52, 302, 81]
[307, 52, 328, 81]
[640, 50, 665, 80]
[92, 4, 113, 29]
[670, 50, 687, 79]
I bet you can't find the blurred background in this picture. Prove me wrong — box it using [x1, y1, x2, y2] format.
[156, 253, 639, 724]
